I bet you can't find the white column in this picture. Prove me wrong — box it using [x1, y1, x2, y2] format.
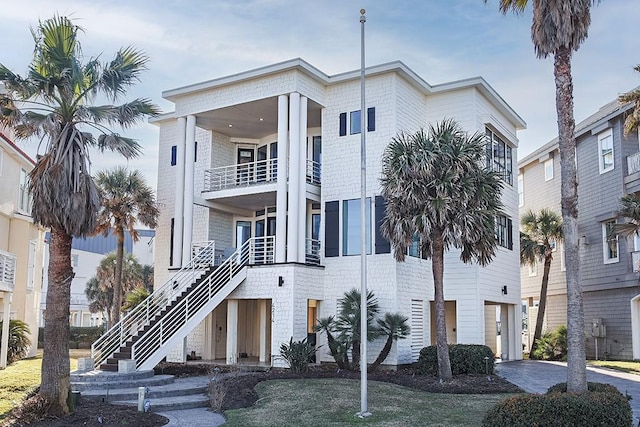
[276, 95, 289, 263]
[259, 299, 267, 363]
[182, 115, 196, 266]
[0, 293, 11, 369]
[287, 93, 301, 263]
[172, 117, 187, 268]
[297, 96, 308, 263]
[226, 299, 238, 365]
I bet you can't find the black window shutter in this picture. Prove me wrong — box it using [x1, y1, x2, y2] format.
[171, 145, 177, 166]
[325, 201, 340, 257]
[339, 113, 347, 137]
[194, 141, 198, 162]
[169, 218, 175, 266]
[507, 218, 513, 250]
[367, 107, 376, 132]
[375, 195, 391, 254]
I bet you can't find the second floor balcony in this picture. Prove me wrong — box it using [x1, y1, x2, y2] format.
[624, 152, 640, 194]
[0, 249, 17, 292]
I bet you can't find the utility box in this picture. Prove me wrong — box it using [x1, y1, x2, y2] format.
[591, 318, 606, 337]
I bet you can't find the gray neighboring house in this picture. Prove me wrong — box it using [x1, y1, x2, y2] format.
[519, 96, 640, 360]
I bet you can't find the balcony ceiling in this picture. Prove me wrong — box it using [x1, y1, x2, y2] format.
[196, 97, 322, 140]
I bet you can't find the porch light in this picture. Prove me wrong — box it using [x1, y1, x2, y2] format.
[501, 285, 508, 295]
[278, 276, 284, 287]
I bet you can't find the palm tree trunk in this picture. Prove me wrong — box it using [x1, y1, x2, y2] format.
[433, 231, 452, 381]
[112, 228, 125, 324]
[40, 227, 73, 415]
[530, 254, 553, 357]
[555, 45, 587, 393]
[368, 336, 393, 373]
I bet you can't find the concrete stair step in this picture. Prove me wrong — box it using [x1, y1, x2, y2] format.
[81, 376, 209, 401]
[71, 369, 155, 382]
[71, 374, 175, 391]
[111, 393, 210, 412]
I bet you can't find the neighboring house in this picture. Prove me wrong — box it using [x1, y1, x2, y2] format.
[92, 58, 525, 372]
[519, 97, 640, 360]
[0, 130, 45, 367]
[40, 229, 155, 328]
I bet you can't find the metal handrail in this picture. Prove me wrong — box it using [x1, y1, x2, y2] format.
[628, 152, 640, 175]
[306, 160, 321, 185]
[0, 250, 17, 291]
[91, 241, 216, 368]
[305, 238, 321, 265]
[131, 236, 275, 369]
[204, 158, 278, 192]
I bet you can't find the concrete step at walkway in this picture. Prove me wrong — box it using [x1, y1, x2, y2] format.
[81, 376, 210, 401]
[112, 393, 210, 412]
[71, 374, 175, 392]
[70, 369, 155, 383]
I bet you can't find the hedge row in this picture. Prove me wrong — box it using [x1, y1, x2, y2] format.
[482, 382, 633, 427]
[418, 344, 495, 376]
[38, 326, 104, 348]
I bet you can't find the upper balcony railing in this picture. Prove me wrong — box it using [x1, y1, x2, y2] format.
[204, 158, 278, 192]
[306, 160, 321, 185]
[0, 250, 17, 292]
[628, 152, 640, 175]
[305, 238, 321, 265]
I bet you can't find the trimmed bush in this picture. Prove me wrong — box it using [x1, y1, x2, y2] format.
[482, 382, 633, 427]
[418, 344, 494, 376]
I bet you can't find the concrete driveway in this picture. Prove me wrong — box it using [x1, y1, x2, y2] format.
[497, 360, 640, 424]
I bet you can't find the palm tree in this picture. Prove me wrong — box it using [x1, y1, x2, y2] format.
[94, 167, 159, 324]
[85, 276, 112, 325]
[619, 65, 640, 137]
[0, 16, 159, 413]
[335, 289, 380, 370]
[314, 316, 350, 370]
[0, 319, 32, 364]
[612, 194, 640, 272]
[488, 0, 597, 394]
[381, 119, 503, 381]
[368, 313, 410, 372]
[520, 209, 563, 357]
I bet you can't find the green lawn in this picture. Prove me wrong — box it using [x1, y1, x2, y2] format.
[0, 349, 88, 420]
[589, 359, 640, 374]
[224, 378, 515, 427]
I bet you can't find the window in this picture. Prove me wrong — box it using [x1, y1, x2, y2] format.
[528, 262, 537, 277]
[342, 198, 371, 255]
[486, 128, 513, 185]
[602, 220, 619, 263]
[495, 215, 513, 250]
[350, 110, 361, 134]
[517, 174, 524, 207]
[560, 242, 566, 272]
[171, 145, 177, 166]
[544, 159, 554, 181]
[598, 129, 614, 174]
[408, 234, 420, 258]
[18, 168, 30, 212]
[71, 254, 79, 268]
[340, 108, 376, 136]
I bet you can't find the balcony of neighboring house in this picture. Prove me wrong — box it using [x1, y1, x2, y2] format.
[0, 249, 17, 293]
[624, 152, 640, 193]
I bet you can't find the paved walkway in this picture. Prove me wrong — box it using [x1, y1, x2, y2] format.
[158, 407, 226, 426]
[497, 360, 640, 424]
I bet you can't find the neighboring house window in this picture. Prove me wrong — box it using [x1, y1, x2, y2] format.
[342, 198, 371, 255]
[528, 262, 537, 277]
[598, 129, 614, 174]
[495, 215, 513, 250]
[544, 159, 554, 181]
[18, 168, 30, 212]
[408, 234, 420, 258]
[485, 128, 513, 185]
[517, 174, 524, 207]
[71, 254, 79, 268]
[171, 145, 177, 166]
[602, 220, 619, 263]
[549, 239, 557, 252]
[340, 108, 376, 136]
[560, 242, 566, 272]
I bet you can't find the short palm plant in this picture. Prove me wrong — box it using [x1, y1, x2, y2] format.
[0, 319, 32, 364]
[369, 313, 410, 372]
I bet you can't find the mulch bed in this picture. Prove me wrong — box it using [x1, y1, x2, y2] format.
[2, 363, 522, 426]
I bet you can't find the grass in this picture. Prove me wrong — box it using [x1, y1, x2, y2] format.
[224, 378, 515, 427]
[0, 349, 90, 420]
[588, 359, 640, 375]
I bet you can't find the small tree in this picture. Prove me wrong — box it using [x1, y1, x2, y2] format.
[0, 319, 32, 364]
[369, 313, 410, 372]
[619, 65, 640, 137]
[122, 286, 150, 312]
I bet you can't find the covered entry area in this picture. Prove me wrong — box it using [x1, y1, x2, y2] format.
[484, 301, 519, 360]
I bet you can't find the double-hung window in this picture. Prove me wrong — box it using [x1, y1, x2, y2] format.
[598, 129, 614, 174]
[544, 159, 554, 181]
[602, 220, 619, 263]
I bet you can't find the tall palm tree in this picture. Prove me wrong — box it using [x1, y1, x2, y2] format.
[488, 0, 597, 394]
[619, 65, 640, 137]
[368, 313, 410, 372]
[520, 209, 563, 357]
[612, 194, 640, 269]
[94, 167, 159, 324]
[381, 119, 503, 381]
[0, 16, 159, 413]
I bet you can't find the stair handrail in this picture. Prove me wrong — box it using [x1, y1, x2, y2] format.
[130, 236, 274, 369]
[91, 241, 216, 368]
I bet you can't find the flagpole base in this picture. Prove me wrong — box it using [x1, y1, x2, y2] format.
[356, 411, 373, 418]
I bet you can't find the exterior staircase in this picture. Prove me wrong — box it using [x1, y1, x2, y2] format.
[92, 237, 274, 372]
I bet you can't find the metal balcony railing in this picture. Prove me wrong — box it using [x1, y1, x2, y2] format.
[632, 251, 640, 272]
[91, 241, 217, 368]
[306, 160, 321, 185]
[305, 239, 321, 265]
[204, 158, 278, 192]
[627, 152, 640, 175]
[0, 250, 16, 291]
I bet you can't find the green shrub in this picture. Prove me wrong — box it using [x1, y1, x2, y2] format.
[482, 384, 633, 427]
[532, 325, 567, 360]
[39, 325, 104, 348]
[0, 319, 31, 363]
[418, 344, 494, 376]
[279, 337, 317, 374]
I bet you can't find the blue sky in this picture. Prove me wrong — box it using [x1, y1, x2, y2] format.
[2, 0, 639, 188]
